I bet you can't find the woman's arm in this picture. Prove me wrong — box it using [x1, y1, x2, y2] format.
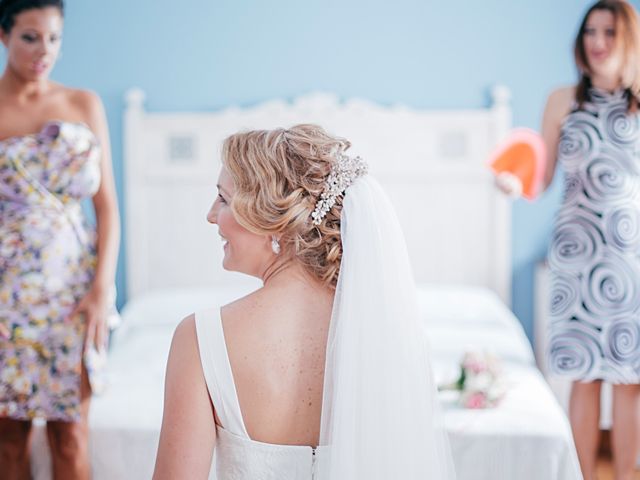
[540, 86, 575, 192]
[69, 90, 121, 351]
[84, 91, 120, 292]
[495, 86, 574, 198]
[154, 316, 217, 479]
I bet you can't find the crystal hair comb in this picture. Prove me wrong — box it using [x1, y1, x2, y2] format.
[310, 154, 368, 226]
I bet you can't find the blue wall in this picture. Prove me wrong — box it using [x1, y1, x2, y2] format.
[4, 0, 640, 341]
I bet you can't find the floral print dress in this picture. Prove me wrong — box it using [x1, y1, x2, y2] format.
[0, 121, 102, 421]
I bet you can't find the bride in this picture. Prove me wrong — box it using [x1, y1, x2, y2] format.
[153, 124, 456, 479]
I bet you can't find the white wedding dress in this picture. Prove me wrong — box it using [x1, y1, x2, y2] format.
[196, 176, 455, 480]
[195, 308, 329, 480]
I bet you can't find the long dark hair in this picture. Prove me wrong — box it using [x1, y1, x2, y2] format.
[0, 0, 64, 33]
[574, 0, 640, 113]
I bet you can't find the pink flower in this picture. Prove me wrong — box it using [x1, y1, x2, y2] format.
[462, 352, 488, 374]
[464, 392, 487, 409]
[438, 351, 507, 408]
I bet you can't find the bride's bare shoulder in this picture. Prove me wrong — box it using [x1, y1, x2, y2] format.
[221, 288, 271, 325]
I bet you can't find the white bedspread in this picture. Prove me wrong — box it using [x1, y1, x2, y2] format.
[30, 285, 581, 480]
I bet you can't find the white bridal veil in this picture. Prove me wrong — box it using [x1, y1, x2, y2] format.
[319, 176, 456, 479]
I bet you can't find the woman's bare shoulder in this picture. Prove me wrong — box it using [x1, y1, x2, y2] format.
[219, 286, 301, 342]
[546, 85, 576, 113]
[171, 314, 198, 352]
[62, 87, 103, 117]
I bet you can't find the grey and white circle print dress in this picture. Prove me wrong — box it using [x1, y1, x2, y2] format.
[547, 88, 640, 383]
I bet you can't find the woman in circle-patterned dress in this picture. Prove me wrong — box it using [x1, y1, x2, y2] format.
[538, 2, 640, 479]
[547, 87, 640, 383]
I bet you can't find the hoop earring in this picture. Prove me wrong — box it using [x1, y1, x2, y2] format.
[271, 236, 281, 255]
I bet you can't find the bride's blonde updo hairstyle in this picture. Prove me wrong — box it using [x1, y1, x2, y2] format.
[222, 124, 348, 288]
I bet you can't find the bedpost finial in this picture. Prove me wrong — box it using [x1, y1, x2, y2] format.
[491, 85, 511, 107]
[126, 88, 146, 110]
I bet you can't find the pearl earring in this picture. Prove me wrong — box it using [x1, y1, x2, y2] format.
[271, 236, 281, 255]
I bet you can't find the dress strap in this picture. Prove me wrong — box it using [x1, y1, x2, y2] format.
[195, 309, 249, 438]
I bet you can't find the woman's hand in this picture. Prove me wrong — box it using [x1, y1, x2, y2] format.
[0, 323, 9, 339]
[68, 284, 109, 353]
[494, 171, 523, 198]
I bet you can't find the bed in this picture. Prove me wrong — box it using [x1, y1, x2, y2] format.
[29, 89, 581, 479]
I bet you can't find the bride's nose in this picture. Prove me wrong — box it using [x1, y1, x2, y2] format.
[207, 203, 218, 224]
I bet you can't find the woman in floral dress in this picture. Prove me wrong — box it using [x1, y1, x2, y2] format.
[0, 1, 120, 478]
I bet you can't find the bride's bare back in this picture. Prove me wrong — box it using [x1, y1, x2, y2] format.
[222, 272, 333, 446]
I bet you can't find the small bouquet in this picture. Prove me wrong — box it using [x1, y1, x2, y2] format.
[439, 351, 506, 409]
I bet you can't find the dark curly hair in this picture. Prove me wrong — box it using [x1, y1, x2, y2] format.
[0, 0, 63, 33]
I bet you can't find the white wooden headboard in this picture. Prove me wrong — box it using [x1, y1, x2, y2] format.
[124, 88, 512, 305]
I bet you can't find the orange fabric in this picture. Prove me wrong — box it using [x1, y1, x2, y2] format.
[489, 128, 546, 200]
